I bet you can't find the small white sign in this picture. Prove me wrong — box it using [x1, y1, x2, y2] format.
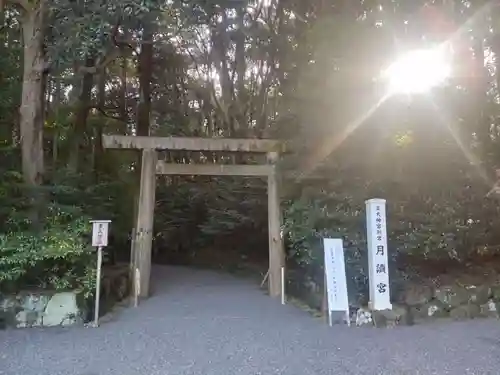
[365, 199, 392, 311]
[90, 220, 111, 248]
[323, 238, 350, 326]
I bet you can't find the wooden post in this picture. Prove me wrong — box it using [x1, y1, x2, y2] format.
[129, 227, 136, 284]
[267, 151, 284, 298]
[133, 149, 157, 299]
[322, 272, 328, 323]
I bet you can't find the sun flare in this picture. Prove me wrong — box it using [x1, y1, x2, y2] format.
[384, 48, 451, 94]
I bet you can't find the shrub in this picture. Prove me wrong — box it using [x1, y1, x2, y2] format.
[282, 161, 500, 307]
[283, 188, 368, 306]
[0, 207, 96, 299]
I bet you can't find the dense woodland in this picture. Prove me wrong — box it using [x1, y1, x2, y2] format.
[1, 0, 500, 305]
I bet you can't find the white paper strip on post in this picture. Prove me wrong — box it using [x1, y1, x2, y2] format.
[323, 238, 349, 326]
[365, 199, 392, 311]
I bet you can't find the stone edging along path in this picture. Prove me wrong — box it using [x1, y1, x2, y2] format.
[354, 276, 500, 328]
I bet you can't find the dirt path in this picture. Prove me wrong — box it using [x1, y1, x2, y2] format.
[1, 265, 500, 375]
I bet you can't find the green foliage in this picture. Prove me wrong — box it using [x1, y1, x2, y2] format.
[0, 211, 96, 298]
[47, 0, 171, 69]
[3, 0, 500, 309]
[0, 165, 121, 298]
[0, 12, 22, 146]
[154, 176, 269, 257]
[282, 150, 500, 305]
[283, 187, 368, 302]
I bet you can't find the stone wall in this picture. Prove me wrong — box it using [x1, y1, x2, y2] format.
[363, 279, 500, 328]
[288, 270, 500, 327]
[0, 263, 130, 329]
[0, 291, 85, 329]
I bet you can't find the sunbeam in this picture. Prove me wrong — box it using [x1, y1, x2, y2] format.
[297, 92, 391, 180]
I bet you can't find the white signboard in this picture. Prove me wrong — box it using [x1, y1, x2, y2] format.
[365, 199, 392, 311]
[90, 220, 111, 248]
[323, 238, 350, 326]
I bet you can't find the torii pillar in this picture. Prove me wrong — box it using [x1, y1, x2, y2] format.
[132, 149, 157, 298]
[267, 151, 285, 298]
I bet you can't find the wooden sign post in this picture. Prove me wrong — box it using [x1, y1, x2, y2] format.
[90, 220, 111, 327]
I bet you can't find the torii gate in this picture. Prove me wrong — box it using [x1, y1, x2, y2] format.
[102, 135, 285, 300]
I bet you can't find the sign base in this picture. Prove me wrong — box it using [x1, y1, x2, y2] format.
[368, 301, 393, 311]
[328, 310, 351, 327]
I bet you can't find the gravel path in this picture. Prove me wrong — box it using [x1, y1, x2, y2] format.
[2, 265, 500, 375]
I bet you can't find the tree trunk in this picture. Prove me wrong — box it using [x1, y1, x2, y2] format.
[235, 6, 247, 132]
[120, 30, 129, 129]
[19, 1, 47, 227]
[471, 35, 490, 158]
[491, 6, 500, 106]
[93, 68, 106, 178]
[136, 29, 153, 137]
[68, 56, 94, 172]
[52, 74, 61, 165]
[211, 12, 234, 135]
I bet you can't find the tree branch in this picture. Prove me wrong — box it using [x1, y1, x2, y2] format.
[6, 0, 32, 12]
[90, 104, 125, 122]
[78, 19, 137, 75]
[78, 49, 121, 74]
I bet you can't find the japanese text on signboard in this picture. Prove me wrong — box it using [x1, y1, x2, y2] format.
[328, 250, 339, 300]
[91, 220, 110, 247]
[323, 238, 349, 313]
[374, 205, 387, 295]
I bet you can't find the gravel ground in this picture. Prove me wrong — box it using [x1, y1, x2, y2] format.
[2, 265, 500, 375]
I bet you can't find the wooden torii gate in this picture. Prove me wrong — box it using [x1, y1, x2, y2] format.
[102, 135, 285, 299]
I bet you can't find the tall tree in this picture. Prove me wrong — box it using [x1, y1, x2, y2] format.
[2, 0, 49, 227]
